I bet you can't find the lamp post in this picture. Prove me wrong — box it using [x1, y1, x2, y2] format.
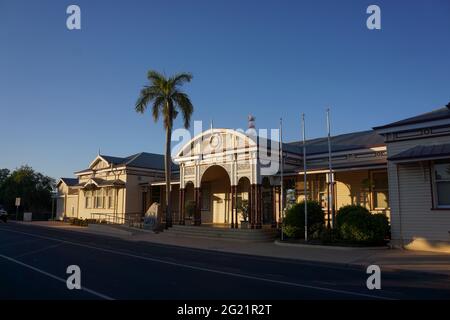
[51, 189, 57, 220]
[302, 113, 308, 242]
[279, 118, 284, 240]
[326, 108, 334, 228]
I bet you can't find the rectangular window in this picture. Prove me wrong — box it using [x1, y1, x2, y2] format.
[85, 191, 92, 208]
[371, 171, 389, 209]
[151, 186, 161, 204]
[201, 183, 211, 211]
[434, 160, 450, 208]
[142, 191, 148, 213]
[94, 189, 104, 209]
[107, 188, 114, 209]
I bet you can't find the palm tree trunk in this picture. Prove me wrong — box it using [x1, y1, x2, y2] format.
[164, 126, 172, 228]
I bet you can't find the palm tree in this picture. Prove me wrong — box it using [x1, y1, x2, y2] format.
[135, 71, 194, 228]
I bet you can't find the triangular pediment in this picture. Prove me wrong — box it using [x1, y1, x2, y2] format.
[175, 128, 257, 159]
[89, 155, 111, 170]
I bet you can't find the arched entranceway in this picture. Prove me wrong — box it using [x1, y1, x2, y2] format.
[200, 165, 231, 225]
[180, 181, 195, 224]
[261, 177, 273, 225]
[237, 177, 251, 226]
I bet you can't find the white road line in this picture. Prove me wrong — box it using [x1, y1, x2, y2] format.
[0, 238, 39, 248]
[0, 252, 114, 300]
[9, 222, 363, 272]
[0, 228, 394, 300]
[14, 243, 64, 258]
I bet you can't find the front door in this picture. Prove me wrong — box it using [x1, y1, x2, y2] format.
[141, 192, 147, 216]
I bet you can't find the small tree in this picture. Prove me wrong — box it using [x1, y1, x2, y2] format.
[185, 200, 196, 219]
[239, 199, 249, 222]
[336, 205, 390, 244]
[0, 166, 55, 214]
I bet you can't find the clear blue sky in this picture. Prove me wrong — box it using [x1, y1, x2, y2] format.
[1, 0, 449, 179]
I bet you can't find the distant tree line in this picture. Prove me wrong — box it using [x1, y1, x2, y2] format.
[0, 166, 55, 214]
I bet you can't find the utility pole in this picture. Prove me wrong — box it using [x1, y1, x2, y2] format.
[302, 113, 308, 242]
[279, 118, 284, 241]
[326, 108, 335, 228]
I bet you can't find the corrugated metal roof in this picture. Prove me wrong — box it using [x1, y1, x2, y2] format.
[388, 143, 450, 162]
[99, 152, 179, 171]
[60, 178, 78, 186]
[286, 130, 384, 155]
[72, 178, 126, 189]
[374, 104, 450, 130]
[100, 155, 125, 165]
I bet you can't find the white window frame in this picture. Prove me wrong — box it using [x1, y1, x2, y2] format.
[201, 183, 211, 211]
[94, 189, 104, 209]
[370, 170, 390, 210]
[107, 188, 114, 209]
[85, 190, 92, 209]
[432, 160, 450, 209]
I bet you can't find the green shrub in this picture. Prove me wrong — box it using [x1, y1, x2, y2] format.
[336, 205, 366, 230]
[339, 210, 372, 242]
[336, 205, 389, 243]
[283, 200, 324, 239]
[370, 213, 390, 242]
[70, 218, 88, 227]
[319, 228, 340, 244]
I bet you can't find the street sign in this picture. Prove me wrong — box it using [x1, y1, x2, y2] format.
[15, 197, 21, 207]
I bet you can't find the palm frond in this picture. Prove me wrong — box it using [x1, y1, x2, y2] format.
[136, 70, 194, 129]
[135, 86, 157, 113]
[161, 100, 175, 130]
[147, 70, 166, 85]
[152, 96, 165, 122]
[169, 73, 193, 88]
[172, 92, 194, 129]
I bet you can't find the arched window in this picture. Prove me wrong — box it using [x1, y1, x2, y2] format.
[107, 188, 114, 209]
[85, 190, 92, 208]
[94, 189, 104, 208]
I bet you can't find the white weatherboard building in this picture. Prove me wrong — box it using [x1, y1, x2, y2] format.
[375, 103, 450, 252]
[57, 103, 450, 253]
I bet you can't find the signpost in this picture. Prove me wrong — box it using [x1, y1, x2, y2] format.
[51, 190, 57, 221]
[15, 197, 21, 220]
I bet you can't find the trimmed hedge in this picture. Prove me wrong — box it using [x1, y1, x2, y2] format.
[336, 205, 389, 244]
[283, 200, 324, 239]
[69, 218, 101, 227]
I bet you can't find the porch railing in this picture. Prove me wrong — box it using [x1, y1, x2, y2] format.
[90, 212, 144, 228]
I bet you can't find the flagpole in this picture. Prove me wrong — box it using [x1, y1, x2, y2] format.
[302, 113, 308, 242]
[279, 118, 284, 241]
[326, 108, 334, 228]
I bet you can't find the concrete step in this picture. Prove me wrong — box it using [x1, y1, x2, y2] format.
[165, 225, 278, 241]
[87, 224, 134, 236]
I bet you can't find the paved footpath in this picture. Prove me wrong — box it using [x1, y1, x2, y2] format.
[23, 221, 450, 276]
[0, 221, 449, 300]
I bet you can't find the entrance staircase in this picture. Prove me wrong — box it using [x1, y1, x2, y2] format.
[164, 225, 278, 242]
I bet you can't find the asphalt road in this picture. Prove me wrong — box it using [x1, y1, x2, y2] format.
[0, 222, 449, 300]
